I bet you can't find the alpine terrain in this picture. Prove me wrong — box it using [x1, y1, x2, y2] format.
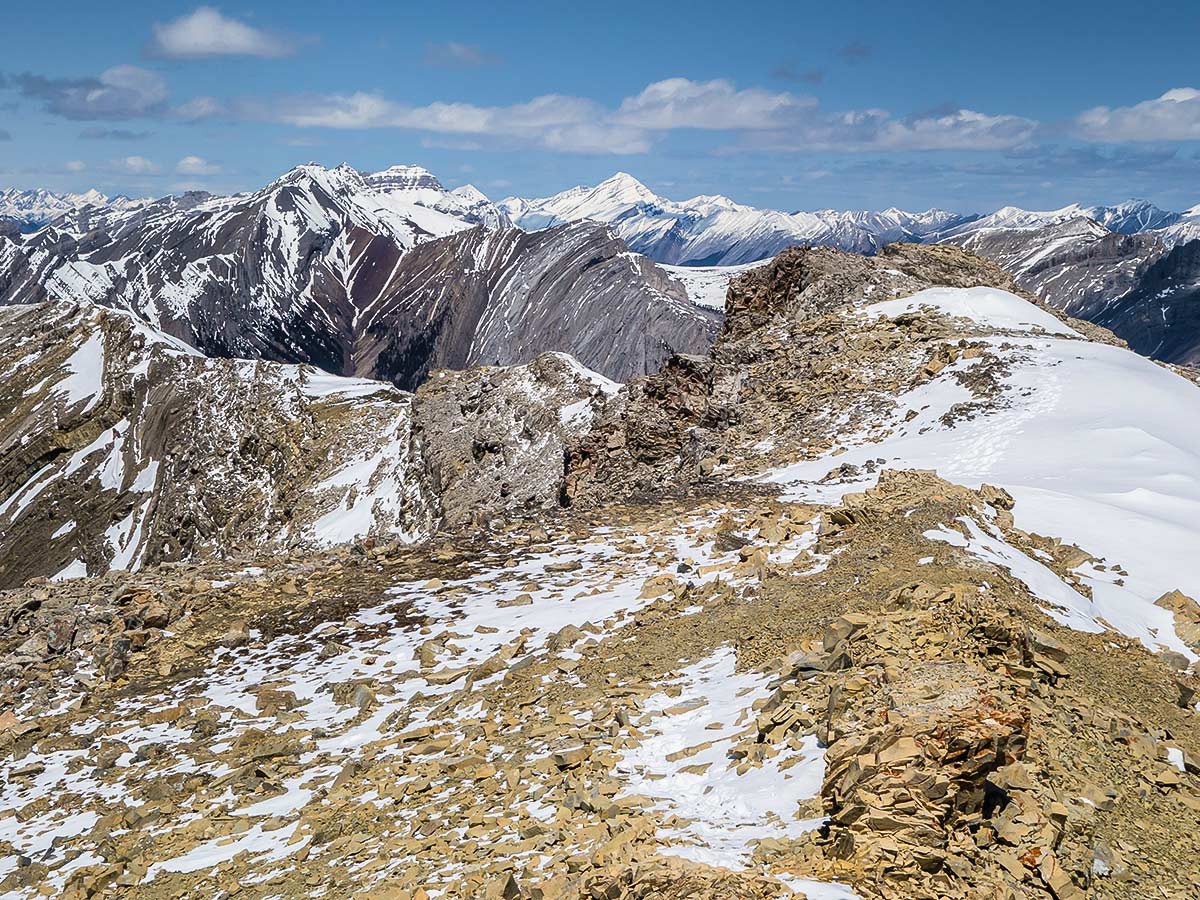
[2, 235, 1199, 900]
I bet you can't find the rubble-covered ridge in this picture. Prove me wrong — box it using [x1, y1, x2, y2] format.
[0, 302, 610, 587]
[3, 242, 1200, 899]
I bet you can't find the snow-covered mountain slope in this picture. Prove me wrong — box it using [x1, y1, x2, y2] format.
[931, 203, 1095, 241]
[1089, 198, 1181, 234]
[660, 259, 772, 309]
[501, 172, 1200, 270]
[0, 165, 708, 385]
[0, 163, 479, 378]
[363, 165, 510, 229]
[0, 301, 614, 587]
[931, 200, 1181, 242]
[0, 188, 140, 231]
[762, 282, 1200, 657]
[937, 216, 1200, 365]
[500, 173, 972, 265]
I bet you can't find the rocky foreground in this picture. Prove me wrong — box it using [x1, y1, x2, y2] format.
[2, 245, 1199, 899]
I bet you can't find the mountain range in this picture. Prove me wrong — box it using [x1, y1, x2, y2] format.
[0, 165, 716, 387]
[501, 173, 1200, 365]
[5, 165, 1200, 373]
[498, 173, 1200, 263]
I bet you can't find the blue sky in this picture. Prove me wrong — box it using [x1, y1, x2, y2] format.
[4, 1, 1200, 212]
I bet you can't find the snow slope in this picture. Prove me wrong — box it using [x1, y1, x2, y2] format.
[661, 259, 771, 309]
[764, 286, 1200, 657]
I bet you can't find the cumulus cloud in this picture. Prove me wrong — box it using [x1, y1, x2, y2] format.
[615, 78, 809, 130]
[12, 65, 167, 120]
[238, 77, 1038, 155]
[148, 7, 301, 59]
[176, 155, 220, 175]
[1076, 88, 1200, 142]
[114, 155, 159, 175]
[422, 41, 499, 67]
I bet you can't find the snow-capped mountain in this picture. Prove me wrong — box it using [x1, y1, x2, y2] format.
[500, 173, 975, 265]
[933, 200, 1182, 242]
[501, 174, 1200, 270]
[0, 188, 139, 231]
[1088, 198, 1181, 234]
[363, 164, 511, 229]
[0, 163, 714, 386]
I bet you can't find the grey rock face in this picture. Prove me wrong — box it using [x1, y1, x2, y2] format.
[1092, 240, 1200, 365]
[413, 352, 617, 528]
[946, 218, 1168, 322]
[357, 222, 720, 389]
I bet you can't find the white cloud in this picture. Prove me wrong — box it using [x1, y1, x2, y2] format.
[243, 77, 1036, 155]
[615, 78, 809, 130]
[173, 96, 224, 120]
[115, 155, 159, 175]
[1076, 88, 1200, 142]
[149, 6, 300, 59]
[65, 160, 87, 172]
[264, 91, 646, 154]
[176, 155, 220, 175]
[874, 109, 1037, 151]
[730, 106, 1036, 153]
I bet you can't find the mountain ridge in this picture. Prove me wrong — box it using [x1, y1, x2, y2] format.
[0, 164, 716, 387]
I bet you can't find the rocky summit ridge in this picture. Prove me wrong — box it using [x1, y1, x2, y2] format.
[1, 244, 1199, 900]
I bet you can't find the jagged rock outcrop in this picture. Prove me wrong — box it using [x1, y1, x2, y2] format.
[566, 243, 1087, 503]
[0, 302, 611, 587]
